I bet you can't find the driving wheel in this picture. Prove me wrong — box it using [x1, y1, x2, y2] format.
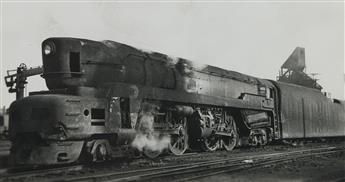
[169, 118, 188, 155]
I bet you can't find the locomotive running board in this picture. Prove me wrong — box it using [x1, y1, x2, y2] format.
[101, 83, 274, 111]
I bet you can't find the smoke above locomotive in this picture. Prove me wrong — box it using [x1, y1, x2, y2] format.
[7, 37, 345, 165]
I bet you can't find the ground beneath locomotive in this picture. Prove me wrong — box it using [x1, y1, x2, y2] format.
[1, 141, 344, 182]
[195, 151, 345, 182]
[0, 139, 10, 168]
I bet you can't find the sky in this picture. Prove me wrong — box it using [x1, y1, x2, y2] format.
[1, 1, 344, 108]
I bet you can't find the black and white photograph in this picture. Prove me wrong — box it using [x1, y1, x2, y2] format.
[0, 1, 344, 181]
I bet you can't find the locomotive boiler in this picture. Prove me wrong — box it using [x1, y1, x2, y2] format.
[6, 37, 345, 165]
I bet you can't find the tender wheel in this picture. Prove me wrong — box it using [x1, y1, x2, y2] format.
[203, 135, 220, 152]
[222, 114, 238, 151]
[169, 118, 188, 155]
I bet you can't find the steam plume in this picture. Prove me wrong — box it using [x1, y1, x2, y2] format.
[131, 133, 171, 152]
[131, 103, 171, 153]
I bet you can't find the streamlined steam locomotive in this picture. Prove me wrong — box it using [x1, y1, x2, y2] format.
[8, 38, 345, 165]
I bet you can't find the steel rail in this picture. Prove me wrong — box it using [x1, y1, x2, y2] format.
[0, 152, 198, 181]
[172, 149, 344, 182]
[58, 146, 342, 182]
[0, 164, 84, 181]
[107, 149, 344, 182]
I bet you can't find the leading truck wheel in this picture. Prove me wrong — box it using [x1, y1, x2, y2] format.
[169, 118, 188, 155]
[222, 114, 238, 151]
[93, 144, 107, 162]
[91, 141, 108, 162]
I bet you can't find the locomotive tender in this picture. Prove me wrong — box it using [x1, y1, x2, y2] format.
[8, 38, 345, 165]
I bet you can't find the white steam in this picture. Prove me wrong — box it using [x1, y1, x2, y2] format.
[131, 103, 171, 153]
[131, 133, 171, 152]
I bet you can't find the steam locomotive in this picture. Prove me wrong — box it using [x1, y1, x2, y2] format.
[8, 38, 345, 165]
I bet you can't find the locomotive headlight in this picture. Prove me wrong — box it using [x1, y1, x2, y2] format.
[43, 42, 55, 55]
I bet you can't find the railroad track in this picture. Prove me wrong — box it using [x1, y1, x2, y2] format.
[1, 146, 343, 182]
[0, 150, 199, 181]
[56, 146, 344, 182]
[0, 164, 84, 181]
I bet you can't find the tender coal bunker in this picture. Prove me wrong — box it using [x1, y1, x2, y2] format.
[31, 108, 50, 120]
[91, 108, 105, 120]
[69, 52, 80, 73]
